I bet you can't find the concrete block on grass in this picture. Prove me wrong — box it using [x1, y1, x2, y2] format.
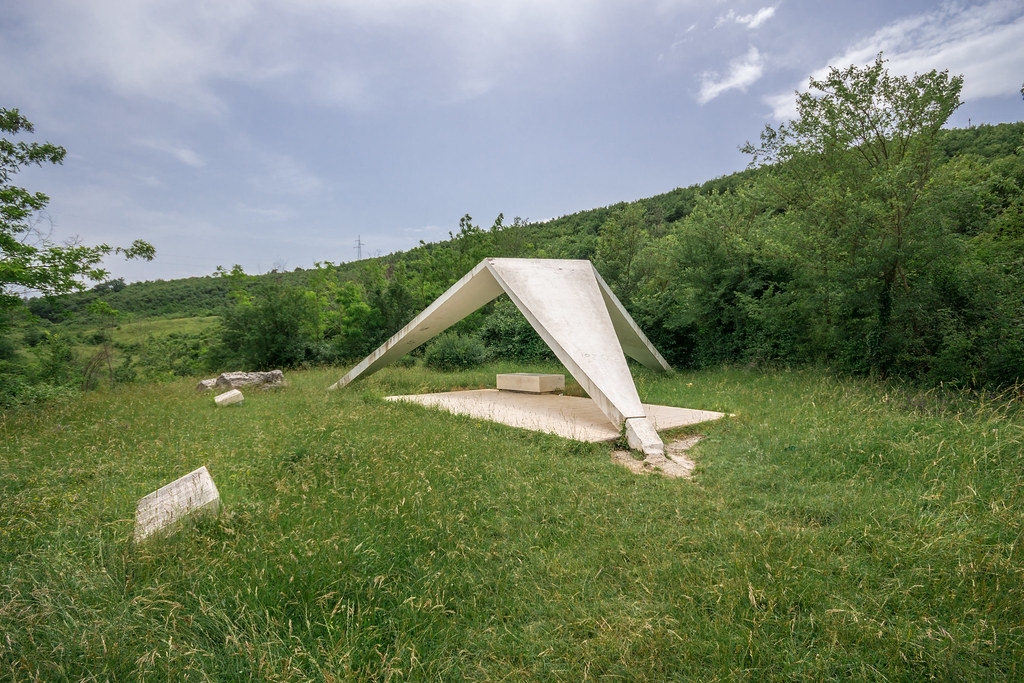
[134, 465, 220, 542]
[496, 373, 565, 394]
[215, 389, 243, 406]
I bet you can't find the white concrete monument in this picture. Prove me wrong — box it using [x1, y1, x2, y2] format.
[330, 258, 674, 455]
[134, 465, 221, 542]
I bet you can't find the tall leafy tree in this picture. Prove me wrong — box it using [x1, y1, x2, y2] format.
[742, 55, 964, 374]
[594, 203, 650, 304]
[1, 108, 154, 309]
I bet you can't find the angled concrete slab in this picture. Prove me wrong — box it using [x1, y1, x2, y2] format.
[330, 258, 673, 454]
[385, 390, 725, 443]
[330, 260, 504, 390]
[134, 465, 220, 542]
[214, 389, 243, 406]
[485, 259, 646, 429]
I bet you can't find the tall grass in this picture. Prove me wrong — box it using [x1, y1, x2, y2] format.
[1, 365, 1021, 680]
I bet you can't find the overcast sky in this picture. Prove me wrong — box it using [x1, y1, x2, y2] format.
[3, 0, 1023, 283]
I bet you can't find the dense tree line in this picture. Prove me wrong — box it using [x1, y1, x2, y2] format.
[3, 58, 1023, 405]
[209, 60, 1022, 386]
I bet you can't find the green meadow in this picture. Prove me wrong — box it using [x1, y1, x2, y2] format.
[1, 365, 1021, 680]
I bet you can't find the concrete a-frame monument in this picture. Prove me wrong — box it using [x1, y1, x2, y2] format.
[329, 258, 673, 455]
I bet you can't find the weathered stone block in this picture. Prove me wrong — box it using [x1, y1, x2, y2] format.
[214, 370, 286, 390]
[214, 389, 243, 406]
[195, 378, 217, 392]
[134, 465, 220, 542]
[496, 373, 565, 394]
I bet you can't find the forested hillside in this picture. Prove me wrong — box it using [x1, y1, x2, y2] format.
[3, 59, 1023, 407]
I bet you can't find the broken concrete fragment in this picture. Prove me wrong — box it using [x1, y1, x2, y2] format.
[215, 389, 243, 406]
[195, 378, 217, 392]
[134, 465, 220, 542]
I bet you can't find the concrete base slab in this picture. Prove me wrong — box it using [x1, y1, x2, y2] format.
[385, 389, 725, 443]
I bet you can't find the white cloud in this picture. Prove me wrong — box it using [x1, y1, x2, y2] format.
[248, 154, 325, 197]
[237, 204, 293, 223]
[403, 224, 447, 235]
[765, 0, 1024, 119]
[136, 139, 206, 168]
[0, 0, 613, 114]
[698, 46, 765, 104]
[716, 6, 777, 30]
[1, 0, 275, 115]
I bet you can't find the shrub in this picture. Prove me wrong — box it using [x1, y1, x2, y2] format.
[478, 298, 551, 361]
[424, 332, 487, 371]
[22, 326, 45, 347]
[216, 285, 315, 370]
[0, 334, 15, 361]
[0, 372, 78, 409]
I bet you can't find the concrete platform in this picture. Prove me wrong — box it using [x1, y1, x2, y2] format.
[385, 389, 725, 443]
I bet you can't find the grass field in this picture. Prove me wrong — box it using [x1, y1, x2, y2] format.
[1, 365, 1021, 680]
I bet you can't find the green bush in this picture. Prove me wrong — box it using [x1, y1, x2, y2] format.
[215, 285, 316, 370]
[0, 333, 15, 361]
[424, 332, 487, 371]
[0, 371, 78, 409]
[478, 298, 551, 361]
[121, 330, 218, 381]
[394, 353, 418, 368]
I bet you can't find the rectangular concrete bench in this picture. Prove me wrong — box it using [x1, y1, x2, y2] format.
[496, 373, 565, 394]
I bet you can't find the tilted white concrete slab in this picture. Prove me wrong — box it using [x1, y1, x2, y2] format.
[214, 389, 243, 406]
[329, 258, 672, 454]
[330, 260, 504, 391]
[385, 390, 725, 443]
[134, 465, 220, 542]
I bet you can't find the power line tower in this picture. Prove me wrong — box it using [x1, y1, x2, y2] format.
[354, 235, 364, 261]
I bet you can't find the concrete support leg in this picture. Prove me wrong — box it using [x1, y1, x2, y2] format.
[625, 416, 664, 456]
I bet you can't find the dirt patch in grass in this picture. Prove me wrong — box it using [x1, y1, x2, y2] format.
[611, 435, 702, 478]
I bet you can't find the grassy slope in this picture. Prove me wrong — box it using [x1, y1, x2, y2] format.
[63, 316, 221, 383]
[107, 315, 221, 345]
[1, 365, 1021, 681]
